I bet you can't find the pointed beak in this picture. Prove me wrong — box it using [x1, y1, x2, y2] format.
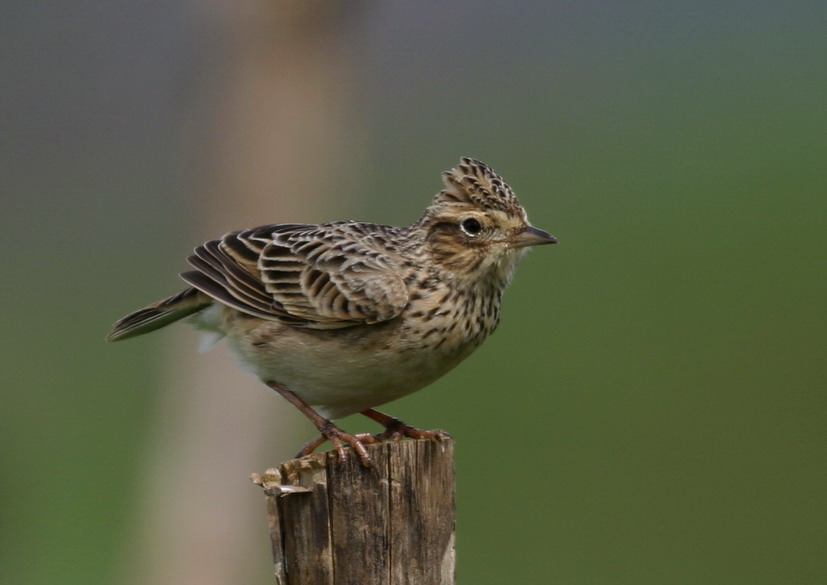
[508, 225, 558, 248]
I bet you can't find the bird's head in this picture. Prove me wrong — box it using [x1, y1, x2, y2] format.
[417, 158, 556, 286]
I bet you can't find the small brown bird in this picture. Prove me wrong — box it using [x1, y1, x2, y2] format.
[108, 158, 556, 465]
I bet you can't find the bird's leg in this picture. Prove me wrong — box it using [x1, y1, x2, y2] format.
[360, 408, 449, 442]
[265, 381, 372, 466]
[298, 433, 328, 456]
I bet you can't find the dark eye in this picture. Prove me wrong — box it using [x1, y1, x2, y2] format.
[460, 218, 482, 236]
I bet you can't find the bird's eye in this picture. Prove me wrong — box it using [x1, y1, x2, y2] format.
[460, 218, 483, 236]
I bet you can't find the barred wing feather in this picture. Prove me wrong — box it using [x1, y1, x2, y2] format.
[181, 223, 409, 329]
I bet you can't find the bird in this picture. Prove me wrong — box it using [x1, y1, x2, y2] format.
[107, 157, 556, 465]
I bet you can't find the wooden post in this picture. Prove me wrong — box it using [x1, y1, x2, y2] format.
[251, 438, 456, 585]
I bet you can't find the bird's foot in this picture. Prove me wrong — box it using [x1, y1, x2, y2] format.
[297, 422, 373, 467]
[374, 417, 450, 444]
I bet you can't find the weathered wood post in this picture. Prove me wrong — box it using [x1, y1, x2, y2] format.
[252, 438, 456, 585]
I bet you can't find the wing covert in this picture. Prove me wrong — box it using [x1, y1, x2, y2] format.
[182, 223, 409, 328]
[259, 224, 409, 326]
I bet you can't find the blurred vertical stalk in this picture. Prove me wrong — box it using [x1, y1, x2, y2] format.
[122, 3, 364, 585]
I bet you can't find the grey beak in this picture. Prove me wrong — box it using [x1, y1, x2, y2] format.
[509, 225, 558, 248]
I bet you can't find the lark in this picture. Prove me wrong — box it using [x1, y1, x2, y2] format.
[108, 158, 556, 465]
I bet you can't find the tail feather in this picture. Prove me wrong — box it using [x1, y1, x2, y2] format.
[106, 287, 212, 342]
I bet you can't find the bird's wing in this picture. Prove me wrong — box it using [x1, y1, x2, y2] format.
[181, 223, 409, 329]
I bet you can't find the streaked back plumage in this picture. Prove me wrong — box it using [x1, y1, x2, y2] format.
[107, 157, 545, 344]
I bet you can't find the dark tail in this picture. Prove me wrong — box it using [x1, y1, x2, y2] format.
[106, 287, 212, 342]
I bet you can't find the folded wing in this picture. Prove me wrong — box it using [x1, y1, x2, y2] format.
[181, 223, 409, 329]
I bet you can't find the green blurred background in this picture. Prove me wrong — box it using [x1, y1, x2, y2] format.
[2, 2, 825, 584]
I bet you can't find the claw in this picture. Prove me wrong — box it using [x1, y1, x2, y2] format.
[354, 432, 379, 444]
[359, 409, 449, 446]
[297, 434, 328, 458]
[266, 382, 374, 467]
[297, 423, 372, 467]
[374, 418, 449, 444]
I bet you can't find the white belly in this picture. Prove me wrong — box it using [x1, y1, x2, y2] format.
[203, 311, 480, 419]
[246, 341, 461, 418]
[189, 296, 492, 419]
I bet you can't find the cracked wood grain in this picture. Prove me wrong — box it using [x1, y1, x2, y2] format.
[253, 438, 455, 585]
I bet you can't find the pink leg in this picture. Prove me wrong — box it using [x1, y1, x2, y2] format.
[266, 381, 372, 466]
[360, 408, 449, 442]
